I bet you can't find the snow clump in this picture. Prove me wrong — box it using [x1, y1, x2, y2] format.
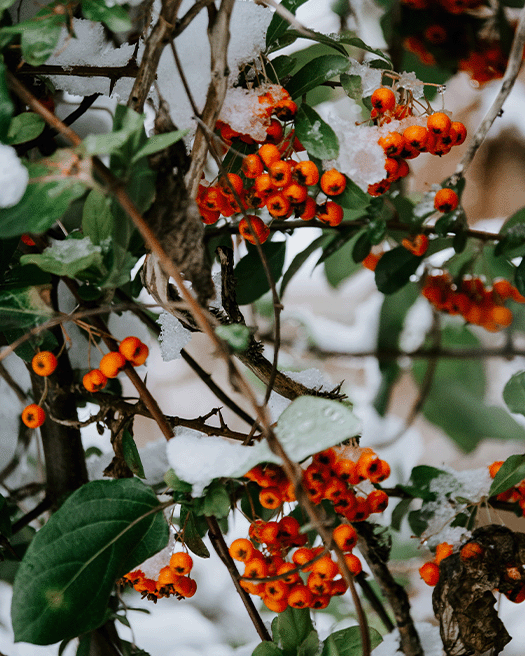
[348, 58, 383, 97]
[0, 145, 29, 208]
[157, 312, 193, 361]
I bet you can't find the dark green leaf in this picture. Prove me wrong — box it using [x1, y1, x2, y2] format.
[269, 55, 297, 81]
[399, 465, 448, 501]
[182, 511, 210, 559]
[408, 507, 433, 537]
[6, 112, 45, 145]
[503, 371, 525, 416]
[391, 497, 412, 531]
[367, 216, 386, 245]
[281, 234, 328, 297]
[130, 129, 189, 164]
[276, 607, 314, 656]
[294, 104, 339, 160]
[500, 207, 525, 235]
[76, 634, 91, 656]
[321, 626, 382, 656]
[265, 0, 309, 47]
[81, 0, 132, 32]
[0, 494, 11, 538]
[489, 454, 525, 496]
[340, 73, 362, 100]
[235, 240, 286, 305]
[252, 643, 284, 656]
[203, 480, 231, 518]
[279, 29, 391, 63]
[323, 230, 362, 288]
[337, 179, 370, 211]
[516, 256, 525, 298]
[82, 189, 113, 245]
[12, 479, 169, 645]
[215, 324, 250, 352]
[0, 154, 89, 238]
[352, 232, 372, 263]
[164, 469, 192, 495]
[374, 246, 422, 295]
[494, 225, 525, 258]
[122, 430, 145, 479]
[285, 55, 349, 99]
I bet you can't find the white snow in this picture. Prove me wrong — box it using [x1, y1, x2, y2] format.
[348, 59, 383, 97]
[0, 144, 29, 208]
[397, 71, 425, 99]
[157, 311, 193, 361]
[373, 622, 443, 656]
[45, 236, 101, 262]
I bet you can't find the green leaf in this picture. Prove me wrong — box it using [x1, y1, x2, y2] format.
[399, 465, 448, 501]
[336, 179, 370, 211]
[203, 480, 231, 518]
[0, 285, 54, 330]
[130, 129, 189, 164]
[277, 29, 391, 63]
[20, 236, 104, 279]
[215, 324, 250, 352]
[298, 630, 320, 656]
[294, 104, 339, 160]
[494, 224, 525, 257]
[323, 230, 363, 288]
[285, 55, 349, 99]
[281, 234, 328, 297]
[81, 0, 132, 32]
[503, 371, 525, 416]
[391, 497, 412, 531]
[0, 154, 89, 238]
[500, 206, 525, 235]
[340, 73, 362, 100]
[374, 246, 422, 295]
[181, 511, 210, 559]
[489, 454, 525, 496]
[321, 626, 382, 656]
[516, 256, 525, 298]
[265, 0, 309, 48]
[6, 112, 45, 145]
[11, 479, 169, 645]
[235, 240, 286, 305]
[252, 643, 284, 656]
[19, 14, 65, 66]
[0, 494, 12, 538]
[275, 607, 314, 656]
[352, 231, 372, 263]
[164, 469, 193, 495]
[122, 430, 145, 479]
[269, 55, 297, 81]
[82, 189, 113, 245]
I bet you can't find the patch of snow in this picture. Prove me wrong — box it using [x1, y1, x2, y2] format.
[397, 71, 425, 99]
[157, 312, 193, 361]
[46, 236, 101, 262]
[349, 59, 383, 97]
[0, 144, 29, 208]
[373, 622, 443, 656]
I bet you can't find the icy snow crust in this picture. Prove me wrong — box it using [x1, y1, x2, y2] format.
[0, 144, 29, 208]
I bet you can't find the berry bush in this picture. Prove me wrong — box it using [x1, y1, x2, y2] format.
[3, 1, 525, 655]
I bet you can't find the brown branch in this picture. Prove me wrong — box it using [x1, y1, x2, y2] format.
[450, 2, 525, 185]
[186, 0, 235, 199]
[16, 62, 140, 80]
[206, 515, 271, 642]
[0, 361, 27, 403]
[11, 496, 53, 534]
[356, 522, 423, 656]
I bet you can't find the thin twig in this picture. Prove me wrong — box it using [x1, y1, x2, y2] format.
[450, 3, 525, 185]
[0, 361, 27, 403]
[12, 496, 53, 534]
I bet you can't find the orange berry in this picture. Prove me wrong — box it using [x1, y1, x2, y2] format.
[264, 579, 289, 601]
[506, 583, 525, 603]
[384, 157, 400, 180]
[21, 233, 36, 246]
[488, 460, 504, 479]
[174, 576, 197, 598]
[367, 489, 389, 513]
[282, 182, 308, 205]
[307, 572, 331, 595]
[492, 279, 514, 301]
[362, 252, 382, 271]
[402, 125, 429, 150]
[434, 188, 459, 213]
[266, 192, 291, 218]
[229, 538, 255, 562]
[320, 169, 346, 196]
[22, 403, 46, 428]
[316, 201, 343, 226]
[170, 551, 193, 575]
[401, 234, 429, 257]
[311, 555, 339, 580]
[427, 112, 451, 136]
[460, 542, 484, 561]
[288, 584, 312, 608]
[259, 486, 284, 509]
[343, 553, 362, 575]
[258, 143, 281, 168]
[220, 173, 243, 198]
[201, 186, 227, 212]
[424, 24, 447, 44]
[292, 547, 315, 569]
[333, 523, 358, 552]
[259, 521, 280, 545]
[119, 336, 149, 366]
[378, 132, 406, 157]
[99, 351, 127, 378]
[293, 160, 320, 186]
[451, 121, 467, 145]
[263, 595, 288, 613]
[268, 160, 292, 188]
[157, 566, 179, 586]
[31, 351, 58, 377]
[242, 154, 264, 179]
[299, 196, 317, 221]
[310, 594, 330, 609]
[370, 87, 396, 113]
[419, 561, 440, 586]
[435, 542, 454, 565]
[368, 179, 391, 197]
[265, 118, 284, 143]
[277, 562, 301, 585]
[239, 215, 271, 244]
[200, 208, 220, 225]
[490, 305, 513, 328]
[83, 369, 108, 393]
[244, 557, 267, 579]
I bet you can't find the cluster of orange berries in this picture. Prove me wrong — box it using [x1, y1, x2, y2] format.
[121, 551, 196, 602]
[82, 336, 149, 393]
[21, 351, 59, 428]
[422, 275, 525, 332]
[368, 88, 467, 197]
[419, 541, 454, 586]
[489, 461, 525, 516]
[245, 447, 390, 519]
[229, 519, 363, 613]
